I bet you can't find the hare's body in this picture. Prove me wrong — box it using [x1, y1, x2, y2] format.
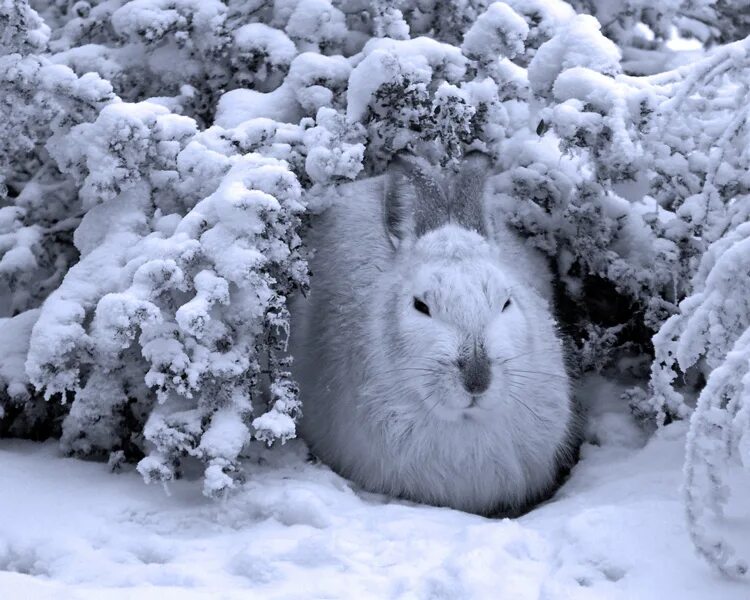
[291, 161, 576, 515]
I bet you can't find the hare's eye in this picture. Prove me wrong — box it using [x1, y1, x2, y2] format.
[502, 298, 512, 312]
[413, 297, 431, 316]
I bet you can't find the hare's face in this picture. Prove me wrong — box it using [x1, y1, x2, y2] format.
[388, 228, 536, 421]
[379, 154, 563, 422]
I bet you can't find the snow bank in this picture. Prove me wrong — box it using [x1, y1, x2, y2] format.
[0, 378, 748, 598]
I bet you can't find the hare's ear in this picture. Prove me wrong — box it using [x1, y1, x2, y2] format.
[451, 151, 491, 236]
[383, 155, 447, 250]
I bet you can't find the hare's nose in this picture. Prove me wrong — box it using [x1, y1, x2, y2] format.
[458, 345, 491, 395]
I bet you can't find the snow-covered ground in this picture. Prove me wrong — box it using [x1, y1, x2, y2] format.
[1, 376, 748, 599]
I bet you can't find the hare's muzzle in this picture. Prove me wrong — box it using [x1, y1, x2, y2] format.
[457, 343, 491, 396]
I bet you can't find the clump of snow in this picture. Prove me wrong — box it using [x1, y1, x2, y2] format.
[231, 23, 296, 91]
[370, 2, 410, 40]
[252, 410, 296, 444]
[528, 15, 622, 97]
[461, 2, 529, 63]
[50, 101, 198, 209]
[0, 0, 50, 54]
[303, 107, 365, 184]
[234, 22, 295, 67]
[0, 309, 38, 404]
[110, 0, 228, 51]
[216, 52, 350, 127]
[347, 36, 467, 121]
[284, 0, 347, 54]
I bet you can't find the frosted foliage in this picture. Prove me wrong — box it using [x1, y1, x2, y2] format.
[1, 0, 750, 573]
[285, 0, 347, 53]
[528, 15, 621, 97]
[368, 1, 410, 40]
[461, 2, 529, 63]
[0, 0, 49, 54]
[232, 23, 296, 90]
[566, 0, 750, 60]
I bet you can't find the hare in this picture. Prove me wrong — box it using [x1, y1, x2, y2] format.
[290, 153, 577, 516]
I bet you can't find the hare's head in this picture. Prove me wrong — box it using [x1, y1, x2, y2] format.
[380, 154, 560, 422]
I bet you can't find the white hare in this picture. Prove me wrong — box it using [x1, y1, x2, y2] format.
[290, 154, 577, 515]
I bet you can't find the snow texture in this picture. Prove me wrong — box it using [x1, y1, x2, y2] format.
[0, 377, 748, 598]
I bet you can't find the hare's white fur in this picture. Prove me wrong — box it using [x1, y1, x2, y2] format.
[291, 171, 574, 515]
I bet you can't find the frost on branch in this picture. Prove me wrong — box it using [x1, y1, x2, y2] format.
[347, 35, 491, 166]
[0, 0, 49, 55]
[22, 97, 309, 497]
[284, 0, 347, 54]
[648, 224, 750, 575]
[0, 54, 114, 315]
[528, 15, 621, 98]
[461, 2, 529, 64]
[0, 1, 117, 441]
[231, 23, 296, 91]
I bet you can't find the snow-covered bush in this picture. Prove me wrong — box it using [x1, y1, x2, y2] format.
[1, 0, 749, 573]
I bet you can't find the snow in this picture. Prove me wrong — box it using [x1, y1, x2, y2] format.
[528, 15, 621, 97]
[111, 0, 227, 46]
[302, 107, 364, 183]
[215, 53, 350, 127]
[5, 0, 750, 588]
[461, 2, 529, 62]
[233, 23, 296, 68]
[252, 410, 296, 444]
[215, 84, 301, 128]
[347, 36, 467, 121]
[1, 376, 748, 598]
[0, 310, 38, 402]
[284, 0, 347, 53]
